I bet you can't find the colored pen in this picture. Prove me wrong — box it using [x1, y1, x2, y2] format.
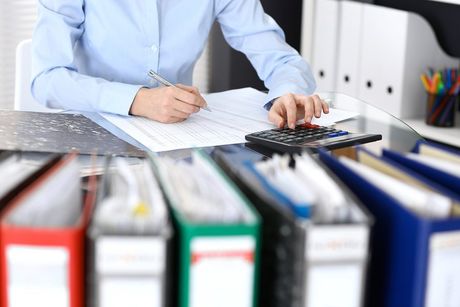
[148, 69, 212, 112]
[420, 75, 431, 92]
[430, 72, 440, 94]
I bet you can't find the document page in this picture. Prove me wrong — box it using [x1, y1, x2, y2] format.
[101, 88, 358, 152]
[101, 88, 272, 152]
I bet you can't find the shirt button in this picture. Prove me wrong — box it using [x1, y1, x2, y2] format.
[151, 44, 158, 52]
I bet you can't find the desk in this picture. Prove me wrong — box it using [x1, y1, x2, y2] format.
[85, 92, 424, 159]
[404, 113, 460, 148]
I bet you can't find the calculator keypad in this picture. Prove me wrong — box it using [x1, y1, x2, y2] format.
[250, 124, 348, 145]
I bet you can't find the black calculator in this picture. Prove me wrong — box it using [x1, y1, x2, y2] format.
[245, 123, 382, 153]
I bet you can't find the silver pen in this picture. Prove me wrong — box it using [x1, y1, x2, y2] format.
[148, 69, 212, 112]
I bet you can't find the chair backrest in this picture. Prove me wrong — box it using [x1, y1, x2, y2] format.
[14, 39, 60, 112]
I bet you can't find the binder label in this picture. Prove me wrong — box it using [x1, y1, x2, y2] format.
[96, 237, 165, 275]
[99, 277, 162, 307]
[189, 236, 255, 307]
[7, 245, 69, 307]
[425, 231, 460, 307]
[306, 225, 369, 262]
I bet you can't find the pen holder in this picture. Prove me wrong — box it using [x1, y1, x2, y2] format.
[425, 92, 458, 127]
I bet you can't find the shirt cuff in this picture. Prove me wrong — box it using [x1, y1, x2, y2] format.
[99, 82, 144, 116]
[263, 98, 277, 111]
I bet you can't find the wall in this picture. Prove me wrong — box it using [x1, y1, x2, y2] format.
[375, 0, 460, 57]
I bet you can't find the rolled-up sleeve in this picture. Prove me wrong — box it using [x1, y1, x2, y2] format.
[31, 0, 141, 115]
[215, 0, 316, 108]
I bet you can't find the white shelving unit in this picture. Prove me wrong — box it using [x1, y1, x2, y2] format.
[404, 112, 460, 148]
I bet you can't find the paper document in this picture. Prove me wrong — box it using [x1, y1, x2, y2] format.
[101, 88, 359, 152]
[339, 156, 452, 218]
[152, 151, 253, 224]
[93, 159, 168, 234]
[0, 154, 41, 198]
[253, 153, 352, 222]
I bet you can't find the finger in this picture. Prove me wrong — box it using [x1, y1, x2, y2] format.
[168, 108, 191, 119]
[322, 99, 330, 114]
[311, 95, 323, 118]
[283, 95, 297, 129]
[176, 84, 198, 94]
[165, 116, 186, 124]
[303, 96, 314, 123]
[268, 107, 285, 128]
[176, 84, 208, 109]
[172, 99, 200, 115]
[172, 87, 204, 108]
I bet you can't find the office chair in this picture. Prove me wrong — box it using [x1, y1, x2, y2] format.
[14, 39, 60, 112]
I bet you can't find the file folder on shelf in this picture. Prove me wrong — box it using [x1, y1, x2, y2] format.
[0, 153, 90, 307]
[213, 147, 371, 307]
[86, 157, 173, 307]
[0, 152, 61, 207]
[151, 150, 261, 307]
[382, 140, 460, 194]
[319, 148, 460, 307]
[355, 147, 460, 216]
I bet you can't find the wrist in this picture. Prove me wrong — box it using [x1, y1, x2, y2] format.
[129, 87, 148, 115]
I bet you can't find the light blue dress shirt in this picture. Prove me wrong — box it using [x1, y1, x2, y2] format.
[31, 0, 316, 116]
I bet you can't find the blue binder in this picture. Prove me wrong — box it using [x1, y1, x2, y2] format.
[356, 147, 460, 204]
[319, 150, 460, 307]
[382, 141, 460, 194]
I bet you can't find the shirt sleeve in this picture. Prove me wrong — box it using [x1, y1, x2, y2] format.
[215, 0, 316, 107]
[31, 0, 142, 115]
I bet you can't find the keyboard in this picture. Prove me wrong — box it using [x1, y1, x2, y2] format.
[245, 123, 382, 153]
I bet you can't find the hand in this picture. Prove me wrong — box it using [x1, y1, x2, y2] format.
[268, 93, 329, 129]
[129, 84, 207, 123]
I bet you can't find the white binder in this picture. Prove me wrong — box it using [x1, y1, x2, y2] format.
[300, 0, 317, 62]
[335, 1, 364, 97]
[356, 3, 459, 119]
[310, 0, 340, 92]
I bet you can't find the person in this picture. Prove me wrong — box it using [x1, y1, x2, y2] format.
[31, 0, 328, 129]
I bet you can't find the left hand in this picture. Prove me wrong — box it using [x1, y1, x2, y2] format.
[268, 93, 329, 129]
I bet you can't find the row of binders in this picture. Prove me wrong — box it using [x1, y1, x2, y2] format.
[0, 140, 459, 307]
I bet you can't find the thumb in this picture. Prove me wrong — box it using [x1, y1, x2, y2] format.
[268, 110, 285, 128]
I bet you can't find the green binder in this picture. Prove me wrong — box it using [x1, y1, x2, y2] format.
[150, 151, 261, 307]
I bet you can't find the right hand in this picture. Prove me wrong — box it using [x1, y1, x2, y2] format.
[129, 84, 207, 123]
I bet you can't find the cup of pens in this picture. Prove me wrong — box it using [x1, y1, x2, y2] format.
[421, 68, 459, 127]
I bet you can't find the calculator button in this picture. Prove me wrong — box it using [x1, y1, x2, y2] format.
[328, 133, 339, 138]
[301, 123, 320, 129]
[338, 131, 349, 136]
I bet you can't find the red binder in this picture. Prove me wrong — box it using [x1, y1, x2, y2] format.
[0, 153, 91, 307]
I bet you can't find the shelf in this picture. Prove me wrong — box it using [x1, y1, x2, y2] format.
[404, 112, 460, 148]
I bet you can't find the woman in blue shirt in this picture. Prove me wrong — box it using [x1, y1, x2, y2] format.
[31, 0, 328, 129]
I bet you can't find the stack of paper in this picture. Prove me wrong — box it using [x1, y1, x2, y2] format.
[92, 158, 168, 233]
[152, 151, 254, 224]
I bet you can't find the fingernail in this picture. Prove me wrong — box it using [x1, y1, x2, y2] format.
[306, 116, 312, 123]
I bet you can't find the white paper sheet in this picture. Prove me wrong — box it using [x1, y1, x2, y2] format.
[101, 88, 359, 152]
[425, 231, 460, 307]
